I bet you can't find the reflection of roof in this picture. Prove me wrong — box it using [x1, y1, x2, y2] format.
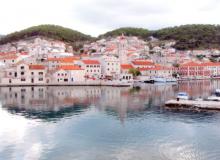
[58, 65, 83, 70]
[82, 60, 100, 65]
[29, 65, 46, 70]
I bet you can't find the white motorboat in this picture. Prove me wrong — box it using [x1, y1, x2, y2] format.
[153, 77, 177, 83]
[176, 92, 189, 100]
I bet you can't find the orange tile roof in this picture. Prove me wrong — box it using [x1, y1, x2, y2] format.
[47, 57, 80, 62]
[58, 65, 83, 70]
[200, 62, 220, 67]
[29, 65, 46, 70]
[121, 64, 133, 70]
[132, 60, 154, 66]
[139, 65, 171, 71]
[0, 55, 18, 60]
[82, 60, 100, 65]
[181, 61, 200, 67]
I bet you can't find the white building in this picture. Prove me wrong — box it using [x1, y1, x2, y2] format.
[1, 63, 47, 85]
[52, 65, 85, 83]
[100, 55, 121, 79]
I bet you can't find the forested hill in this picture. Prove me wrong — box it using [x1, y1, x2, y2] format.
[152, 25, 220, 50]
[1, 24, 220, 50]
[100, 25, 220, 50]
[99, 27, 150, 39]
[0, 25, 93, 48]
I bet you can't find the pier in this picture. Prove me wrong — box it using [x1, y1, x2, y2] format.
[165, 99, 220, 111]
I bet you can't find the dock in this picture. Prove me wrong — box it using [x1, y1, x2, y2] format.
[165, 99, 220, 111]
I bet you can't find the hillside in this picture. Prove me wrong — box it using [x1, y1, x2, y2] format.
[99, 27, 150, 39]
[100, 25, 220, 50]
[0, 25, 93, 50]
[152, 24, 220, 50]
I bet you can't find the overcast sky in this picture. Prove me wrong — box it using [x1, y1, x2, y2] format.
[0, 0, 220, 37]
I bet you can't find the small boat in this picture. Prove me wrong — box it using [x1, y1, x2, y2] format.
[153, 77, 177, 83]
[176, 92, 189, 100]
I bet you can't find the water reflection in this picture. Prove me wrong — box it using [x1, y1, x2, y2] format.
[1, 80, 220, 121]
[1, 80, 220, 160]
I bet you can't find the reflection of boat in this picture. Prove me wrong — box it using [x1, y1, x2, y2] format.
[207, 96, 220, 101]
[207, 89, 220, 101]
[177, 92, 189, 100]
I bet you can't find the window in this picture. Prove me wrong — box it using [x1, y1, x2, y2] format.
[21, 78, 26, 81]
[12, 60, 14, 63]
[31, 72, 34, 75]
[64, 79, 68, 82]
[14, 72, 17, 77]
[4, 60, 6, 63]
[21, 72, 24, 75]
[20, 66, 24, 69]
[39, 72, 43, 75]
[9, 72, 12, 75]
[39, 78, 43, 81]
[9, 79, 11, 83]
[58, 73, 60, 76]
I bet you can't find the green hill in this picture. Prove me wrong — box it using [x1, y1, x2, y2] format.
[0, 25, 93, 50]
[99, 27, 150, 39]
[100, 25, 220, 50]
[152, 24, 220, 50]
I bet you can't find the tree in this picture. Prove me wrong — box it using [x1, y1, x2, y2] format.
[129, 68, 141, 77]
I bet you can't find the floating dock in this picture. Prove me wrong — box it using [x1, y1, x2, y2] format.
[165, 99, 220, 111]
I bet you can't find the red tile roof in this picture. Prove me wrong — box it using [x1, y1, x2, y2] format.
[121, 64, 133, 70]
[181, 61, 200, 67]
[132, 60, 154, 66]
[82, 60, 100, 65]
[58, 65, 83, 70]
[47, 57, 80, 63]
[29, 65, 46, 70]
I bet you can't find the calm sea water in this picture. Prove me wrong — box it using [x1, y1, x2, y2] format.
[1, 80, 220, 160]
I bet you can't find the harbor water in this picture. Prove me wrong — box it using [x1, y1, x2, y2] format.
[1, 80, 220, 160]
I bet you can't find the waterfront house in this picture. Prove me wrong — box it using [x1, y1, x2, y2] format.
[121, 64, 134, 74]
[53, 65, 85, 83]
[139, 65, 173, 77]
[132, 60, 155, 69]
[100, 55, 121, 79]
[1, 63, 47, 85]
[80, 60, 101, 79]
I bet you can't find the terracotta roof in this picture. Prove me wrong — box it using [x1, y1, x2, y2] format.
[82, 60, 100, 65]
[139, 65, 171, 71]
[132, 60, 154, 66]
[29, 65, 46, 70]
[58, 65, 83, 70]
[47, 57, 80, 62]
[200, 62, 220, 67]
[0, 55, 18, 60]
[180, 61, 200, 67]
[121, 64, 133, 70]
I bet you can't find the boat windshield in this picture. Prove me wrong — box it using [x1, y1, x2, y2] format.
[178, 93, 187, 96]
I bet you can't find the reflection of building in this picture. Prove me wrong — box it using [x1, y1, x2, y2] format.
[1, 81, 218, 121]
